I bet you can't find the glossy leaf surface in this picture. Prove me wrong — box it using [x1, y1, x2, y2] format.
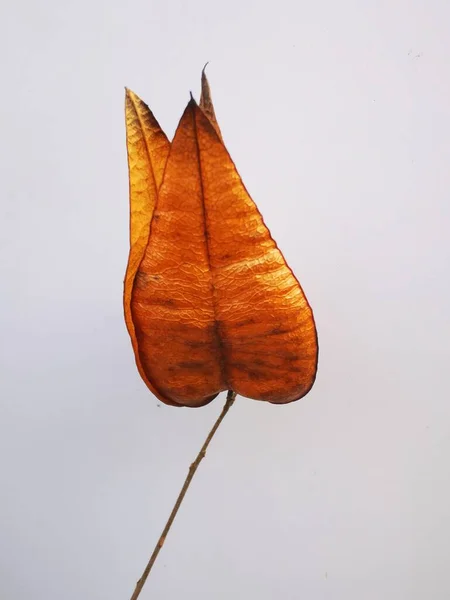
[125, 76, 318, 407]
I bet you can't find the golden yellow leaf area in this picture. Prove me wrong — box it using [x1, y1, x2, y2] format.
[124, 73, 318, 407]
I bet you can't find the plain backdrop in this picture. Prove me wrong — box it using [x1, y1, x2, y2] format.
[1, 1, 450, 599]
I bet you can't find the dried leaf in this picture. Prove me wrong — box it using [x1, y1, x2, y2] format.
[124, 74, 318, 407]
[124, 89, 174, 403]
[199, 63, 222, 140]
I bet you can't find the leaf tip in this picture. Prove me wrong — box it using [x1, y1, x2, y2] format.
[189, 91, 198, 106]
[125, 87, 140, 105]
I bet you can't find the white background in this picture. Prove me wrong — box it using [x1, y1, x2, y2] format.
[1, 1, 450, 598]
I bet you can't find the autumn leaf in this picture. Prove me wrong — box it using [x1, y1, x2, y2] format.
[124, 73, 318, 407]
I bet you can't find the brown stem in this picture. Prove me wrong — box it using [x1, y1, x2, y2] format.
[129, 389, 236, 600]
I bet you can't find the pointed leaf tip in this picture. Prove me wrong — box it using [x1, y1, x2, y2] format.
[199, 67, 222, 139]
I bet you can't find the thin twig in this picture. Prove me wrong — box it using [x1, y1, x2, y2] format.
[129, 389, 236, 600]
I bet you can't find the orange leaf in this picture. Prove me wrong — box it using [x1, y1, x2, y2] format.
[124, 74, 318, 407]
[123, 89, 175, 404]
